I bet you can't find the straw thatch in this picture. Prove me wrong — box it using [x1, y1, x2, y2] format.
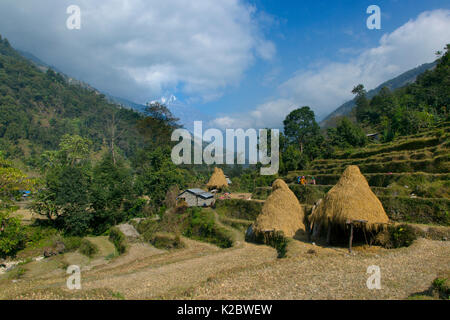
[206, 167, 229, 189]
[252, 179, 305, 237]
[309, 165, 389, 231]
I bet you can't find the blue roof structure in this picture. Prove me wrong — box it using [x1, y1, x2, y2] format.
[182, 188, 214, 199]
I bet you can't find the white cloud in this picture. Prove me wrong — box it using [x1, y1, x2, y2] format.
[210, 99, 296, 129]
[0, 0, 275, 103]
[212, 9, 450, 128]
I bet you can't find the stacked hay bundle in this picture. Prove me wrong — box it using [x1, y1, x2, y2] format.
[309, 165, 389, 233]
[251, 179, 305, 238]
[206, 167, 229, 190]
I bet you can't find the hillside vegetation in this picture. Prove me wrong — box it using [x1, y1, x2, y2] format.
[0, 35, 144, 165]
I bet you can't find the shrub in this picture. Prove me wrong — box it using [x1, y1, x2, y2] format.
[79, 239, 99, 257]
[109, 227, 127, 254]
[0, 213, 26, 258]
[214, 199, 262, 220]
[246, 229, 289, 258]
[62, 236, 82, 252]
[149, 232, 185, 250]
[184, 208, 233, 248]
[389, 224, 417, 248]
[432, 276, 449, 299]
[377, 224, 417, 249]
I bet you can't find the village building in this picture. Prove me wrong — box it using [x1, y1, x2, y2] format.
[177, 188, 215, 207]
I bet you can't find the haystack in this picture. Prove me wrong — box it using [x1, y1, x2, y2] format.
[252, 179, 305, 237]
[206, 167, 228, 190]
[309, 165, 389, 232]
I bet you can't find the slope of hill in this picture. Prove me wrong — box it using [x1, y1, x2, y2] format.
[320, 62, 437, 128]
[281, 122, 450, 226]
[0, 35, 144, 162]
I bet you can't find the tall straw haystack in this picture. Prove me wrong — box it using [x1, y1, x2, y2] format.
[252, 179, 305, 237]
[309, 165, 389, 231]
[206, 167, 228, 190]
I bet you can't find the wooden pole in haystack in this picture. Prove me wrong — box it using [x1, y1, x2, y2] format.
[326, 218, 331, 245]
[349, 223, 354, 253]
[347, 219, 367, 253]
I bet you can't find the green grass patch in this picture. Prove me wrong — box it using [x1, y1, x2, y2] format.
[214, 199, 262, 221]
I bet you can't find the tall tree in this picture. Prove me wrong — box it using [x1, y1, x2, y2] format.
[283, 106, 322, 155]
[352, 84, 370, 123]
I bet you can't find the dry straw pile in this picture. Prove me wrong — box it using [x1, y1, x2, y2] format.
[309, 165, 389, 231]
[253, 179, 305, 237]
[206, 167, 229, 189]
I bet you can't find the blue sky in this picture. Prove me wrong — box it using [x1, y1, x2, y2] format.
[0, 0, 449, 129]
[206, 0, 450, 121]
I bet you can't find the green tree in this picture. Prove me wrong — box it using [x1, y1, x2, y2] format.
[352, 84, 370, 123]
[32, 135, 93, 235]
[134, 147, 187, 208]
[90, 154, 135, 233]
[327, 117, 367, 148]
[0, 152, 35, 257]
[59, 134, 92, 166]
[283, 106, 322, 156]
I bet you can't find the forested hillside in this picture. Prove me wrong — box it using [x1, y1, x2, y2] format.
[320, 61, 437, 128]
[352, 45, 449, 140]
[0, 35, 144, 165]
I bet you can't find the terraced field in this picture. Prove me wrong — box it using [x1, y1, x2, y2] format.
[1, 124, 448, 300]
[253, 124, 450, 226]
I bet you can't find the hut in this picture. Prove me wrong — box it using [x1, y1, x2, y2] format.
[308, 165, 389, 251]
[250, 179, 305, 238]
[177, 189, 215, 207]
[206, 167, 228, 190]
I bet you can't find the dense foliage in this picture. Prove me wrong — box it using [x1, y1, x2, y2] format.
[0, 35, 143, 164]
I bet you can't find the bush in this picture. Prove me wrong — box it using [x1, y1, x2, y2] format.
[377, 224, 417, 248]
[214, 199, 262, 220]
[58, 208, 92, 237]
[109, 227, 127, 254]
[184, 208, 233, 248]
[389, 224, 417, 248]
[432, 276, 449, 299]
[62, 236, 83, 252]
[246, 229, 288, 258]
[0, 213, 26, 258]
[149, 232, 184, 250]
[79, 239, 99, 257]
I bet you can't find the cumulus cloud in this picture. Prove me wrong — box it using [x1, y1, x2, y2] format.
[212, 9, 450, 128]
[0, 0, 275, 103]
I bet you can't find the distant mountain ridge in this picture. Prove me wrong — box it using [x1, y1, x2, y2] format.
[320, 61, 437, 128]
[17, 50, 211, 132]
[0, 36, 144, 160]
